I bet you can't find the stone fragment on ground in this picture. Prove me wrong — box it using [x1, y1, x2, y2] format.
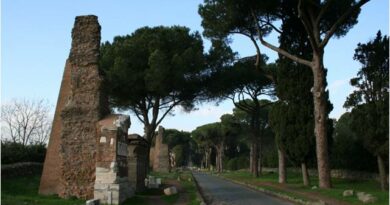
[311, 186, 318, 190]
[309, 200, 326, 205]
[342, 190, 354, 197]
[164, 186, 178, 196]
[86, 199, 100, 205]
[357, 192, 377, 203]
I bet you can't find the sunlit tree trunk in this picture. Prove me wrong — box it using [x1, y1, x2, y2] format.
[311, 53, 331, 188]
[278, 148, 286, 184]
[301, 162, 310, 186]
[377, 155, 388, 191]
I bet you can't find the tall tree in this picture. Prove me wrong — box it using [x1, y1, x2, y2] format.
[100, 26, 205, 147]
[199, 0, 370, 188]
[268, 3, 334, 185]
[344, 31, 389, 190]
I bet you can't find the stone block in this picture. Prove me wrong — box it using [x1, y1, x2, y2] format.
[86, 199, 100, 205]
[343, 189, 354, 197]
[164, 186, 178, 196]
[156, 178, 161, 185]
[357, 192, 377, 204]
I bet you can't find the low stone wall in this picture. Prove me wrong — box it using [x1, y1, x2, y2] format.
[261, 167, 384, 181]
[2, 162, 43, 178]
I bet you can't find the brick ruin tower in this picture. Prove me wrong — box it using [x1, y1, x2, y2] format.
[39, 15, 109, 199]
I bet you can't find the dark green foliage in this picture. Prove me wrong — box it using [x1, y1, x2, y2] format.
[100, 26, 206, 142]
[164, 129, 197, 167]
[1, 142, 46, 164]
[226, 156, 249, 171]
[331, 112, 376, 172]
[344, 31, 389, 157]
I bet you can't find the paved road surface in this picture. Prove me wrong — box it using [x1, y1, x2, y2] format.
[193, 172, 295, 205]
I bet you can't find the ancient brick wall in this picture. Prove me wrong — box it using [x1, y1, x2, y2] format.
[152, 126, 170, 172]
[39, 60, 72, 195]
[40, 15, 108, 199]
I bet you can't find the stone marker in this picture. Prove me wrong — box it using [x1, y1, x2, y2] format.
[357, 192, 377, 204]
[39, 15, 109, 199]
[343, 190, 354, 197]
[146, 176, 160, 189]
[86, 199, 100, 205]
[151, 126, 170, 172]
[94, 114, 133, 204]
[164, 186, 178, 196]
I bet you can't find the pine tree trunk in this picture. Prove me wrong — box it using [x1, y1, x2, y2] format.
[144, 124, 154, 174]
[278, 148, 286, 184]
[215, 150, 219, 172]
[207, 148, 211, 170]
[258, 141, 262, 175]
[250, 144, 253, 173]
[219, 143, 224, 173]
[252, 142, 259, 177]
[377, 155, 388, 191]
[301, 162, 310, 186]
[312, 54, 332, 188]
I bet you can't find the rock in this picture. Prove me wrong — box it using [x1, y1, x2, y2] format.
[86, 199, 100, 205]
[357, 192, 377, 203]
[188, 177, 192, 182]
[156, 178, 161, 185]
[310, 200, 326, 205]
[177, 176, 181, 181]
[311, 186, 318, 190]
[164, 186, 178, 196]
[343, 189, 354, 197]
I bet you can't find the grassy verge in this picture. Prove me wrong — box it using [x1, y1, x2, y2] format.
[1, 171, 204, 205]
[217, 170, 388, 205]
[1, 175, 85, 205]
[150, 170, 202, 205]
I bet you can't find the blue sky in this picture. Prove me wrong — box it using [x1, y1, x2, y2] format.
[2, 0, 388, 135]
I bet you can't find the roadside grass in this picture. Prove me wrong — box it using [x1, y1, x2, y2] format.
[1, 170, 203, 205]
[218, 170, 389, 205]
[1, 175, 85, 205]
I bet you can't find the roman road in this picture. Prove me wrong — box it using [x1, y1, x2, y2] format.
[192, 172, 295, 205]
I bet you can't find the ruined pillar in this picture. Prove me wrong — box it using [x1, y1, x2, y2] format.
[152, 126, 170, 172]
[127, 134, 149, 192]
[94, 114, 133, 204]
[39, 15, 109, 199]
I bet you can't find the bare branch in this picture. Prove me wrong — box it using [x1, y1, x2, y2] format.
[251, 9, 312, 67]
[320, 0, 370, 48]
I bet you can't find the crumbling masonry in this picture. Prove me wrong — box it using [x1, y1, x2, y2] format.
[40, 15, 108, 199]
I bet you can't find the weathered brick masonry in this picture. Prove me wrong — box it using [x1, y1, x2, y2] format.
[40, 15, 108, 199]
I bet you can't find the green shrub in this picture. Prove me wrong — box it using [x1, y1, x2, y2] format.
[1, 142, 46, 164]
[227, 156, 249, 170]
[227, 158, 238, 170]
[237, 156, 249, 169]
